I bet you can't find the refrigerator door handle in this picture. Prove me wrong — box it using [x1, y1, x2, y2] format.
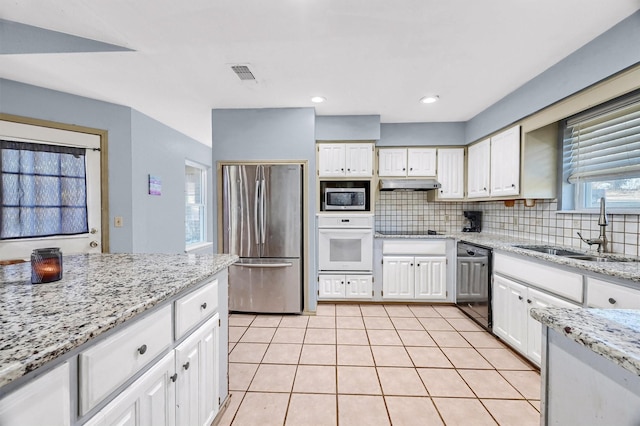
[236, 262, 293, 268]
[260, 179, 266, 244]
[253, 178, 260, 245]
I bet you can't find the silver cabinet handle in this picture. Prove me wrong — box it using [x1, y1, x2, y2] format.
[138, 344, 147, 355]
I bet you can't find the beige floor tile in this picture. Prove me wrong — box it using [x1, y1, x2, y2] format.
[360, 305, 388, 317]
[406, 347, 453, 368]
[370, 346, 413, 367]
[248, 364, 297, 392]
[337, 329, 370, 345]
[446, 317, 485, 331]
[441, 347, 494, 369]
[271, 327, 306, 344]
[299, 344, 336, 365]
[417, 368, 475, 397]
[315, 303, 336, 316]
[408, 305, 441, 318]
[337, 345, 374, 366]
[390, 317, 424, 330]
[384, 304, 414, 317]
[229, 342, 268, 363]
[338, 395, 390, 426]
[433, 305, 467, 318]
[482, 399, 541, 426]
[231, 392, 289, 426]
[428, 331, 471, 347]
[363, 316, 395, 330]
[418, 317, 455, 331]
[228, 314, 256, 327]
[337, 366, 382, 395]
[228, 363, 259, 391]
[336, 304, 362, 316]
[228, 326, 247, 343]
[307, 315, 336, 328]
[458, 369, 522, 399]
[529, 399, 541, 412]
[239, 326, 276, 343]
[251, 315, 283, 327]
[500, 370, 542, 400]
[433, 397, 497, 426]
[377, 367, 427, 396]
[336, 316, 365, 329]
[286, 393, 337, 426]
[460, 331, 507, 348]
[215, 391, 244, 426]
[304, 328, 336, 344]
[397, 330, 436, 347]
[385, 396, 444, 426]
[477, 348, 534, 370]
[293, 365, 336, 394]
[262, 343, 302, 364]
[367, 329, 403, 346]
[279, 315, 309, 328]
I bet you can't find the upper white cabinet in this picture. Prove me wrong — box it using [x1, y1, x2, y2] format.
[436, 148, 464, 199]
[467, 139, 490, 198]
[490, 125, 520, 196]
[378, 148, 436, 177]
[318, 143, 373, 177]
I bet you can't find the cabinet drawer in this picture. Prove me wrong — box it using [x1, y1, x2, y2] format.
[586, 277, 640, 309]
[383, 240, 446, 255]
[175, 279, 219, 339]
[79, 305, 172, 415]
[494, 253, 583, 303]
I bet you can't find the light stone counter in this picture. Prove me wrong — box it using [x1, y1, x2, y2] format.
[0, 253, 238, 389]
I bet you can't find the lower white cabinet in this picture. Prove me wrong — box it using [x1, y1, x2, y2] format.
[0, 362, 71, 426]
[382, 256, 447, 300]
[318, 274, 373, 300]
[586, 277, 640, 309]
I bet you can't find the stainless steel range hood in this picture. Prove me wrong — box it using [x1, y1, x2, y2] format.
[379, 179, 442, 191]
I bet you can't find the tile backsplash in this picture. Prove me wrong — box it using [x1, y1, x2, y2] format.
[374, 192, 640, 257]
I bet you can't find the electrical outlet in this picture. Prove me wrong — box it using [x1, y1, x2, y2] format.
[114, 216, 124, 228]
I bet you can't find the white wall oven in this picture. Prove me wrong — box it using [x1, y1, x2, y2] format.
[318, 214, 373, 272]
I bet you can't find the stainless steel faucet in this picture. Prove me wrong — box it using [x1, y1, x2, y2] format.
[577, 197, 608, 254]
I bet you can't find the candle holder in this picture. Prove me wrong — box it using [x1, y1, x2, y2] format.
[31, 248, 63, 284]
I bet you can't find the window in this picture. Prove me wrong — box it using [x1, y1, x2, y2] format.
[562, 90, 640, 210]
[185, 161, 206, 247]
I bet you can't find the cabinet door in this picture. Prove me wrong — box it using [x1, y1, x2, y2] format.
[492, 274, 527, 352]
[318, 144, 346, 177]
[407, 148, 436, 177]
[414, 257, 447, 300]
[199, 315, 220, 426]
[345, 144, 373, 177]
[382, 256, 414, 299]
[318, 274, 346, 299]
[436, 148, 464, 199]
[346, 275, 373, 299]
[378, 149, 407, 177]
[467, 139, 490, 198]
[490, 125, 520, 196]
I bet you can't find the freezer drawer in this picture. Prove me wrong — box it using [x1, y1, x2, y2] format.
[229, 258, 302, 313]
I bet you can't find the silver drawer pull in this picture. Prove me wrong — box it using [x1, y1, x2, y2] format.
[608, 297, 616, 305]
[137, 344, 148, 355]
[183, 361, 190, 370]
[238, 262, 293, 268]
[201, 302, 207, 309]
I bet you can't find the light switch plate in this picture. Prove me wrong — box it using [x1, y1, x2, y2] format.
[114, 216, 123, 228]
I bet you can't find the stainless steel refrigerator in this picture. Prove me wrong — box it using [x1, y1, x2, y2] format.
[222, 163, 303, 313]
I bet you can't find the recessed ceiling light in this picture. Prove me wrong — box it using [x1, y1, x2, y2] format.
[420, 95, 440, 104]
[311, 96, 326, 103]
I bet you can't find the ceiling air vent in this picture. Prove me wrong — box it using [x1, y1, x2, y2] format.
[231, 65, 256, 81]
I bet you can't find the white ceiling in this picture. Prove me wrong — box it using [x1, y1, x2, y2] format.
[0, 1, 639, 146]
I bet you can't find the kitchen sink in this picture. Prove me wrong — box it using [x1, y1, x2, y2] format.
[513, 245, 585, 256]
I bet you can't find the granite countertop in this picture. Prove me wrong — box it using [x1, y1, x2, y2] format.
[375, 231, 640, 283]
[0, 253, 237, 389]
[531, 307, 640, 376]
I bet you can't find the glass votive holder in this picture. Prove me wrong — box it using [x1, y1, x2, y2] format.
[31, 248, 63, 284]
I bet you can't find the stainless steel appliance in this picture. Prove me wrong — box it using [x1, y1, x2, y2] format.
[317, 214, 373, 272]
[324, 187, 366, 211]
[456, 241, 492, 331]
[222, 164, 303, 313]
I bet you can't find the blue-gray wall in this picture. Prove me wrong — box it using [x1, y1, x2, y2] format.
[379, 122, 465, 146]
[315, 115, 380, 140]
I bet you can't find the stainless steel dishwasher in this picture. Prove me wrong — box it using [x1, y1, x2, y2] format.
[456, 241, 492, 331]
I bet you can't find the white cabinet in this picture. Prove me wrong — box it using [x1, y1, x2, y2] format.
[318, 274, 373, 300]
[490, 125, 520, 196]
[318, 143, 373, 177]
[436, 148, 464, 199]
[175, 279, 218, 339]
[0, 363, 71, 426]
[492, 274, 527, 353]
[382, 256, 414, 299]
[586, 277, 640, 309]
[467, 139, 490, 198]
[414, 257, 447, 300]
[378, 148, 436, 177]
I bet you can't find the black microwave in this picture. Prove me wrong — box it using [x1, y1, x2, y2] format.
[324, 188, 366, 210]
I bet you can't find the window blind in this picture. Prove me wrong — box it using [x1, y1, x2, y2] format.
[563, 92, 640, 183]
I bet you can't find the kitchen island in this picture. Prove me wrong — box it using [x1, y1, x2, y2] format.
[0, 252, 237, 425]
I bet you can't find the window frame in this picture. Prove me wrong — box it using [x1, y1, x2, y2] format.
[184, 160, 208, 250]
